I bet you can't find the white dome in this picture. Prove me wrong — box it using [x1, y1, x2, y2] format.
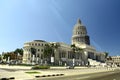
[73, 19, 87, 36]
[72, 18, 90, 45]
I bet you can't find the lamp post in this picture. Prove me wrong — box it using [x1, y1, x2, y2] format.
[36, 57, 38, 64]
[84, 51, 88, 66]
[41, 59, 43, 65]
[1, 53, 3, 62]
[17, 53, 20, 64]
[73, 58, 75, 66]
[7, 57, 10, 64]
[32, 55, 35, 65]
[51, 56, 54, 66]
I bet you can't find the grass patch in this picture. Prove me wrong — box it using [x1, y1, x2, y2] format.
[25, 71, 40, 74]
[31, 65, 50, 70]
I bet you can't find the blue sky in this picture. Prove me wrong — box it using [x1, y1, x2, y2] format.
[0, 0, 120, 56]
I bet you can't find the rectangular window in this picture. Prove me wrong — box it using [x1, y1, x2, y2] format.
[68, 52, 70, 59]
[62, 53, 65, 58]
[41, 49, 43, 52]
[59, 53, 61, 58]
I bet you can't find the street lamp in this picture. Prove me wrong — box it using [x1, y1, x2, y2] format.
[7, 57, 10, 64]
[17, 53, 20, 64]
[73, 58, 75, 66]
[51, 56, 54, 66]
[32, 55, 35, 65]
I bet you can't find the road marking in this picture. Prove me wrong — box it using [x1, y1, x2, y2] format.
[75, 76, 90, 80]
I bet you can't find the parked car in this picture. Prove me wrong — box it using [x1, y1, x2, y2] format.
[66, 66, 74, 69]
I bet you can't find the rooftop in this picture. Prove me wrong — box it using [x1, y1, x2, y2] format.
[33, 40, 46, 42]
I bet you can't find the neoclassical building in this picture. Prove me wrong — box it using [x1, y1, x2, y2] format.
[22, 41, 86, 66]
[22, 19, 106, 66]
[72, 19, 106, 65]
[22, 40, 48, 64]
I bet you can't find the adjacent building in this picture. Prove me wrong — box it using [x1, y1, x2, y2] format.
[22, 40, 48, 64]
[106, 56, 120, 67]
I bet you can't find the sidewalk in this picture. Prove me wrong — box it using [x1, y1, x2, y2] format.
[0, 65, 64, 80]
[0, 65, 118, 80]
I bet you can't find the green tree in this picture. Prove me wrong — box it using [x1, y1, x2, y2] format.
[30, 47, 36, 56]
[43, 44, 53, 58]
[14, 48, 23, 56]
[51, 43, 60, 56]
[43, 44, 53, 64]
[0, 54, 2, 61]
[71, 44, 77, 58]
[71, 44, 76, 51]
[43, 43, 61, 65]
[3, 53, 11, 61]
[104, 52, 109, 58]
[71, 44, 84, 59]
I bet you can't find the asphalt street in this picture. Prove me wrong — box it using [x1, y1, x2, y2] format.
[37, 70, 120, 80]
[1, 65, 120, 80]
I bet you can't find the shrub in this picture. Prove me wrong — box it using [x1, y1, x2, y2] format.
[31, 65, 50, 70]
[25, 71, 40, 74]
[18, 64, 33, 66]
[9, 63, 33, 66]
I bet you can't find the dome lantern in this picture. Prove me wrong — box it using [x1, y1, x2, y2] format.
[77, 18, 81, 24]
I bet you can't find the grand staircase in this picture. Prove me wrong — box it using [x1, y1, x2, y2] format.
[88, 58, 101, 66]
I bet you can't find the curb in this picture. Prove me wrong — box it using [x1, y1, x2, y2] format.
[35, 74, 64, 78]
[0, 77, 15, 80]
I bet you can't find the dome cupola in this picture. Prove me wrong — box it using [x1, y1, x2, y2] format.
[72, 18, 90, 45]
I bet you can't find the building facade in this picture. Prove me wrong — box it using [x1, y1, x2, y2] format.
[52, 42, 87, 66]
[106, 56, 120, 67]
[23, 41, 86, 66]
[22, 19, 106, 66]
[71, 19, 106, 65]
[22, 40, 48, 64]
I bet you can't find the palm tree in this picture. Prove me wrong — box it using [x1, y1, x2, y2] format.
[30, 47, 36, 63]
[71, 44, 77, 58]
[43, 44, 53, 64]
[14, 48, 23, 56]
[104, 52, 109, 58]
[51, 43, 60, 56]
[30, 47, 36, 56]
[70, 44, 77, 66]
[71, 44, 84, 66]
[43, 44, 52, 58]
[43, 43, 60, 65]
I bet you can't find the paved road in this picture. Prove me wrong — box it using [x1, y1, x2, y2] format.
[37, 70, 120, 80]
[1, 65, 119, 80]
[0, 69, 7, 72]
[88, 71, 120, 80]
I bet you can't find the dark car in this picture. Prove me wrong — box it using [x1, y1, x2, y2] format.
[66, 66, 74, 69]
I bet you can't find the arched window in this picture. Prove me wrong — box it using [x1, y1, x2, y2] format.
[38, 43, 40, 46]
[35, 43, 37, 46]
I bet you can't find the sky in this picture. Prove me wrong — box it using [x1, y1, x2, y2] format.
[0, 0, 120, 56]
